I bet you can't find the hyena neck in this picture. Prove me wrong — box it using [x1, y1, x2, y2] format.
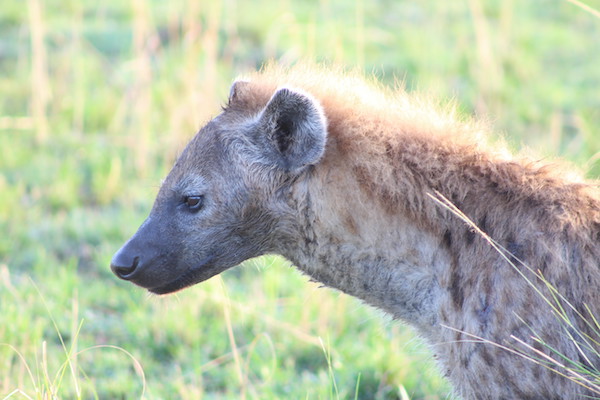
[279, 165, 451, 339]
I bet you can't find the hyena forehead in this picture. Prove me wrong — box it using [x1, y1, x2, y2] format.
[172, 174, 209, 196]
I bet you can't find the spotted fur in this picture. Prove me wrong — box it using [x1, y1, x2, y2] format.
[112, 64, 600, 399]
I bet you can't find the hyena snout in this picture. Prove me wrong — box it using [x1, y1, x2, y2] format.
[110, 236, 173, 291]
[110, 248, 141, 281]
[109, 217, 170, 289]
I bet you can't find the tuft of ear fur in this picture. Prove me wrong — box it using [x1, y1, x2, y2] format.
[257, 87, 328, 173]
[228, 80, 250, 106]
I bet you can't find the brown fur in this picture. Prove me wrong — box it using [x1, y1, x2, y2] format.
[112, 63, 600, 399]
[238, 64, 600, 398]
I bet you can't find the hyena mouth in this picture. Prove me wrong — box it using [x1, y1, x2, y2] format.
[148, 254, 225, 295]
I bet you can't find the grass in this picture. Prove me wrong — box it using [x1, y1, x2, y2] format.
[1, 0, 599, 398]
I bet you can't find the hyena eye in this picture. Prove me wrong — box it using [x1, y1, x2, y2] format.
[184, 195, 204, 211]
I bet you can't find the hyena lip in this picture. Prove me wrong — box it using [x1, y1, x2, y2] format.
[147, 255, 226, 295]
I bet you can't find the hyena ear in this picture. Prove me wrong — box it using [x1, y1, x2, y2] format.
[257, 87, 327, 172]
[228, 80, 250, 106]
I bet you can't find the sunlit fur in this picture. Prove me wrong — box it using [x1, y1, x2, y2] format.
[114, 62, 600, 399]
[229, 63, 600, 399]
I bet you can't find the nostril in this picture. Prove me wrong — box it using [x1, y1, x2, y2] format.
[111, 256, 140, 280]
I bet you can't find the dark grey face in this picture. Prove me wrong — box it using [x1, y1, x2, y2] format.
[110, 84, 328, 294]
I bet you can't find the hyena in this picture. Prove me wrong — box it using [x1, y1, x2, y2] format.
[111, 64, 600, 399]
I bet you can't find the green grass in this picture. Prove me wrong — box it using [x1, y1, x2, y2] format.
[1, 0, 599, 398]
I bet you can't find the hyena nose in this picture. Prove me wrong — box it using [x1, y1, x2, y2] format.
[110, 252, 140, 280]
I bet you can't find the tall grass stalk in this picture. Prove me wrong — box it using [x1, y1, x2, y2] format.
[219, 279, 246, 397]
[320, 337, 340, 400]
[466, 0, 506, 118]
[398, 384, 411, 400]
[32, 279, 81, 399]
[131, 0, 154, 178]
[74, 345, 146, 398]
[70, 2, 85, 135]
[354, 0, 365, 69]
[565, 0, 600, 18]
[241, 333, 276, 399]
[353, 372, 361, 400]
[1, 281, 146, 399]
[27, 0, 49, 144]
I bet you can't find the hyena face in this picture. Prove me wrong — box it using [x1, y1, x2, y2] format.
[110, 83, 327, 294]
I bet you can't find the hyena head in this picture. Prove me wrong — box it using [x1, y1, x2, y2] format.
[110, 82, 327, 294]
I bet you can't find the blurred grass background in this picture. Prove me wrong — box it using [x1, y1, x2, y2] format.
[0, 0, 599, 399]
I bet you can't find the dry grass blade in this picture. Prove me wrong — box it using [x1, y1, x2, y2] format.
[75, 345, 147, 398]
[565, 0, 600, 18]
[0, 344, 37, 397]
[27, 0, 50, 143]
[428, 190, 600, 395]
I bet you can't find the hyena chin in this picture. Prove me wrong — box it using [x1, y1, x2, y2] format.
[111, 64, 600, 400]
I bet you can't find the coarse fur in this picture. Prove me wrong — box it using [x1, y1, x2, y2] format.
[111, 63, 600, 399]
